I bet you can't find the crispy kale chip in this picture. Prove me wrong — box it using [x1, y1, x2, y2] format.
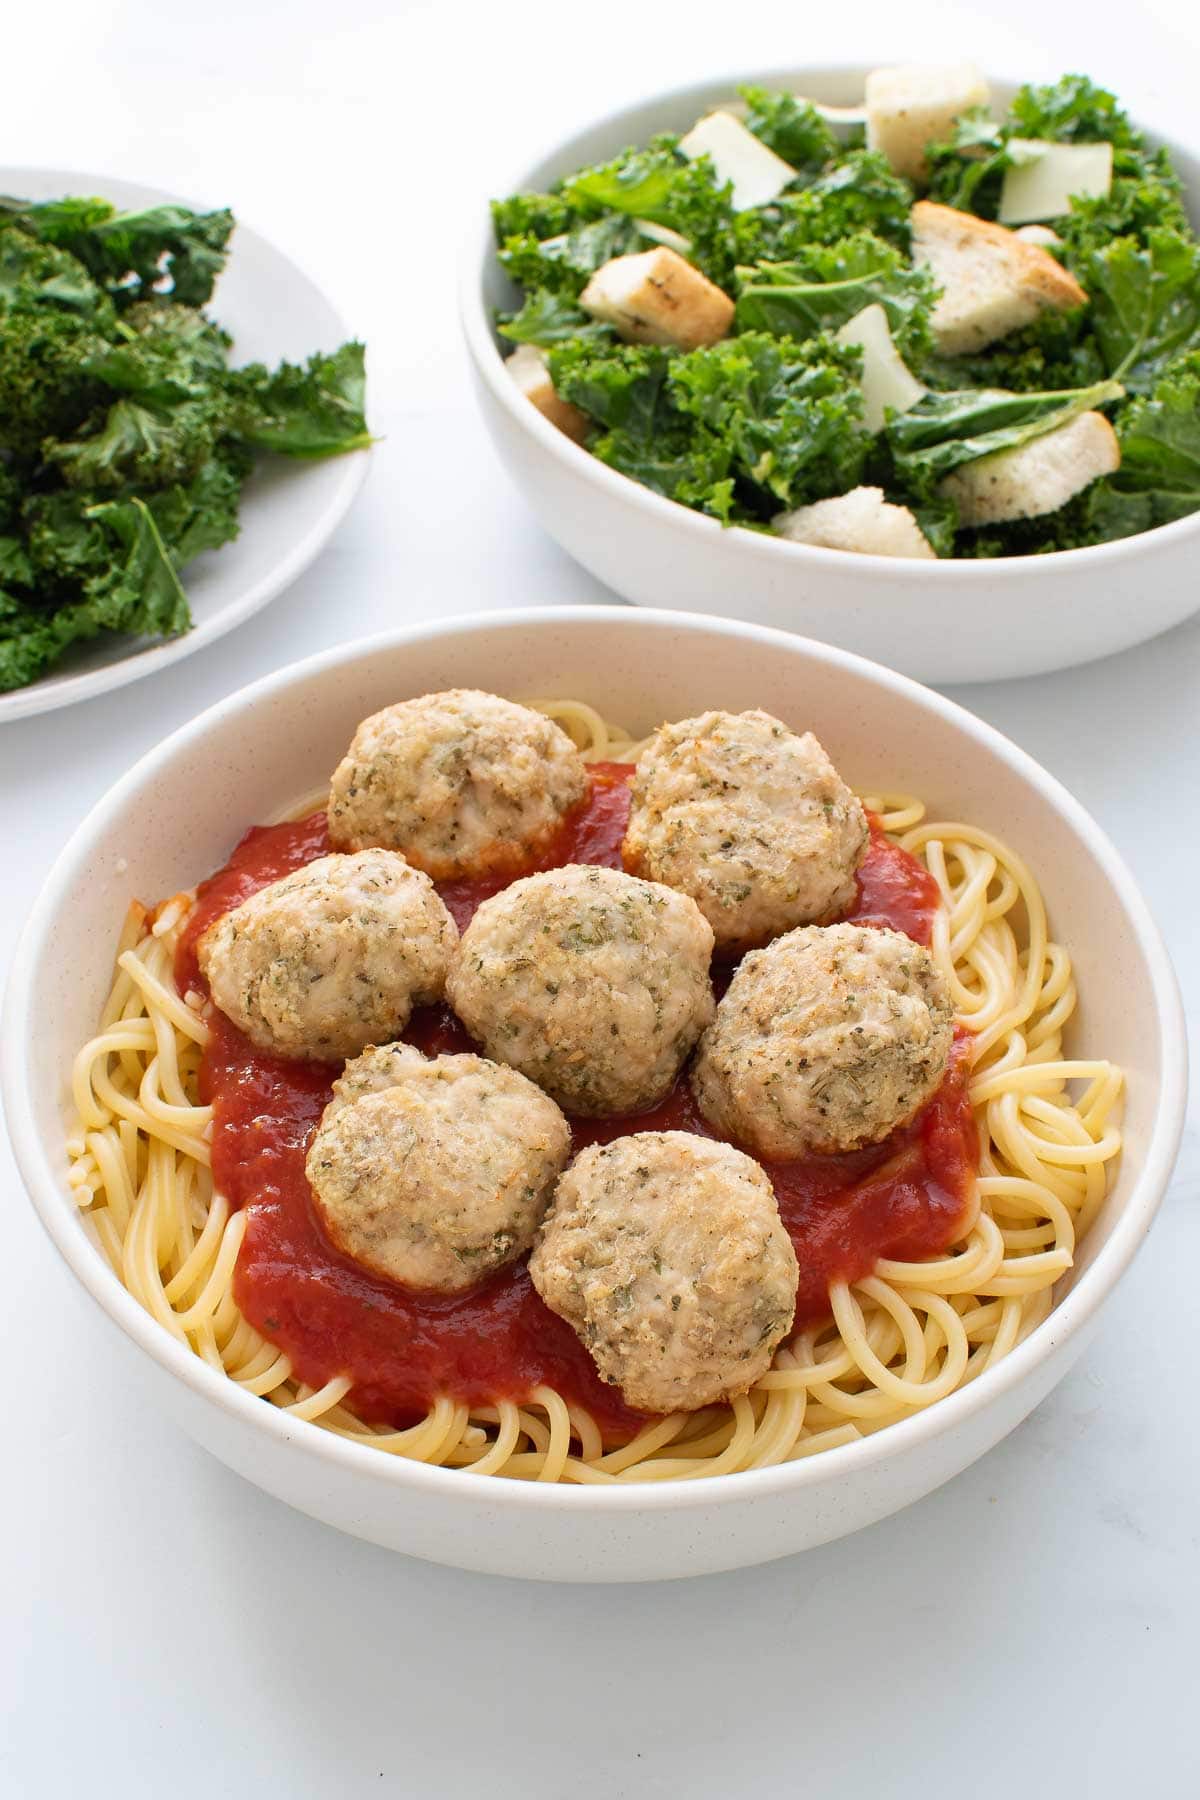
[1, 195, 235, 307]
[0, 198, 370, 692]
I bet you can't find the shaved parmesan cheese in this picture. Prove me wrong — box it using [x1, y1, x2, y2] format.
[998, 139, 1114, 224]
[633, 218, 693, 254]
[679, 110, 796, 211]
[835, 303, 926, 432]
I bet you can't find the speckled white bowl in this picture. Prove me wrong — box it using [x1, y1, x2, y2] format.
[2, 610, 1186, 1580]
[461, 68, 1200, 684]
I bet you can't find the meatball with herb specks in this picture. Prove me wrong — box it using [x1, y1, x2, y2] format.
[306, 1050, 571, 1292]
[446, 863, 715, 1117]
[327, 689, 589, 879]
[197, 850, 457, 1061]
[530, 1132, 798, 1414]
[691, 922, 955, 1158]
[623, 709, 868, 951]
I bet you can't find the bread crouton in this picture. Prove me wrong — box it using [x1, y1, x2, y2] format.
[939, 411, 1120, 525]
[865, 63, 991, 183]
[774, 486, 937, 558]
[505, 344, 590, 444]
[579, 248, 734, 351]
[912, 200, 1087, 354]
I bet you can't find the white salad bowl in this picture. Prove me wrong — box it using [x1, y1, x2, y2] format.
[2, 608, 1185, 1581]
[461, 68, 1200, 685]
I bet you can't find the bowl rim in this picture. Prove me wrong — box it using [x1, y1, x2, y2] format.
[460, 60, 1200, 577]
[2, 605, 1188, 1514]
[0, 162, 371, 727]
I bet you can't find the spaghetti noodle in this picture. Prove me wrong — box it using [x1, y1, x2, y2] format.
[65, 703, 1123, 1482]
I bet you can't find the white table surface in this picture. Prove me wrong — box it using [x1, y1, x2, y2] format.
[3, 2, 1198, 1794]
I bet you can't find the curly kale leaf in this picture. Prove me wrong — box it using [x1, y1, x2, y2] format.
[225, 342, 371, 457]
[498, 290, 613, 348]
[734, 152, 914, 263]
[735, 233, 936, 360]
[1080, 352, 1200, 538]
[0, 495, 188, 691]
[497, 214, 645, 298]
[668, 331, 870, 508]
[737, 88, 838, 172]
[549, 340, 736, 520]
[4, 196, 235, 308]
[491, 192, 581, 244]
[1080, 228, 1200, 389]
[559, 138, 738, 286]
[1009, 75, 1144, 147]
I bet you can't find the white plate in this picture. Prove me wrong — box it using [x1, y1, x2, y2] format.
[0, 168, 370, 723]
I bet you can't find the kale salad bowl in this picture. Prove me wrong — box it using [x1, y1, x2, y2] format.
[461, 66, 1200, 684]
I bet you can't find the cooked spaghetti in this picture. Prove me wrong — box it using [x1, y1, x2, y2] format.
[66, 701, 1122, 1482]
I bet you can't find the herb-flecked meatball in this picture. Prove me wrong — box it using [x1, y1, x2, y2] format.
[691, 922, 955, 1158]
[306, 1049, 571, 1291]
[622, 709, 869, 951]
[446, 864, 715, 1117]
[197, 850, 457, 1061]
[327, 689, 589, 879]
[530, 1132, 798, 1414]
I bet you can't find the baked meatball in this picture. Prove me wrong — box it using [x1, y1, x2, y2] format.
[306, 1050, 571, 1291]
[197, 850, 457, 1061]
[327, 688, 589, 879]
[446, 864, 715, 1116]
[623, 709, 869, 951]
[530, 1132, 798, 1414]
[691, 922, 955, 1158]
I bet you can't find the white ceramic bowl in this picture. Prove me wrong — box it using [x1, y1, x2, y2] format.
[2, 609, 1186, 1581]
[461, 68, 1200, 685]
[0, 168, 370, 725]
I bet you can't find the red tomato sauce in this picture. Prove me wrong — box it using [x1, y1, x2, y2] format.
[176, 763, 976, 1436]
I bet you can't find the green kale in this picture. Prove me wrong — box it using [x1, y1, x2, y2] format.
[549, 340, 736, 521]
[1081, 228, 1200, 389]
[559, 138, 738, 285]
[1008, 74, 1143, 147]
[498, 214, 645, 298]
[498, 289, 613, 348]
[1082, 352, 1200, 537]
[0, 496, 187, 692]
[737, 88, 838, 172]
[735, 232, 936, 359]
[226, 342, 371, 457]
[668, 331, 870, 510]
[0, 193, 370, 691]
[491, 191, 580, 243]
[887, 377, 1124, 499]
[4, 196, 235, 308]
[925, 112, 1013, 216]
[0, 304, 107, 457]
[45, 395, 223, 490]
[734, 152, 914, 262]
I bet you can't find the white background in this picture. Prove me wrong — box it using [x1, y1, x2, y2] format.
[3, 2, 1199, 1794]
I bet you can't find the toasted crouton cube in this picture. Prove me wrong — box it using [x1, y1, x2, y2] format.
[912, 200, 1087, 354]
[865, 63, 991, 183]
[774, 486, 937, 559]
[579, 248, 734, 351]
[505, 344, 589, 443]
[679, 110, 796, 211]
[939, 411, 1120, 525]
